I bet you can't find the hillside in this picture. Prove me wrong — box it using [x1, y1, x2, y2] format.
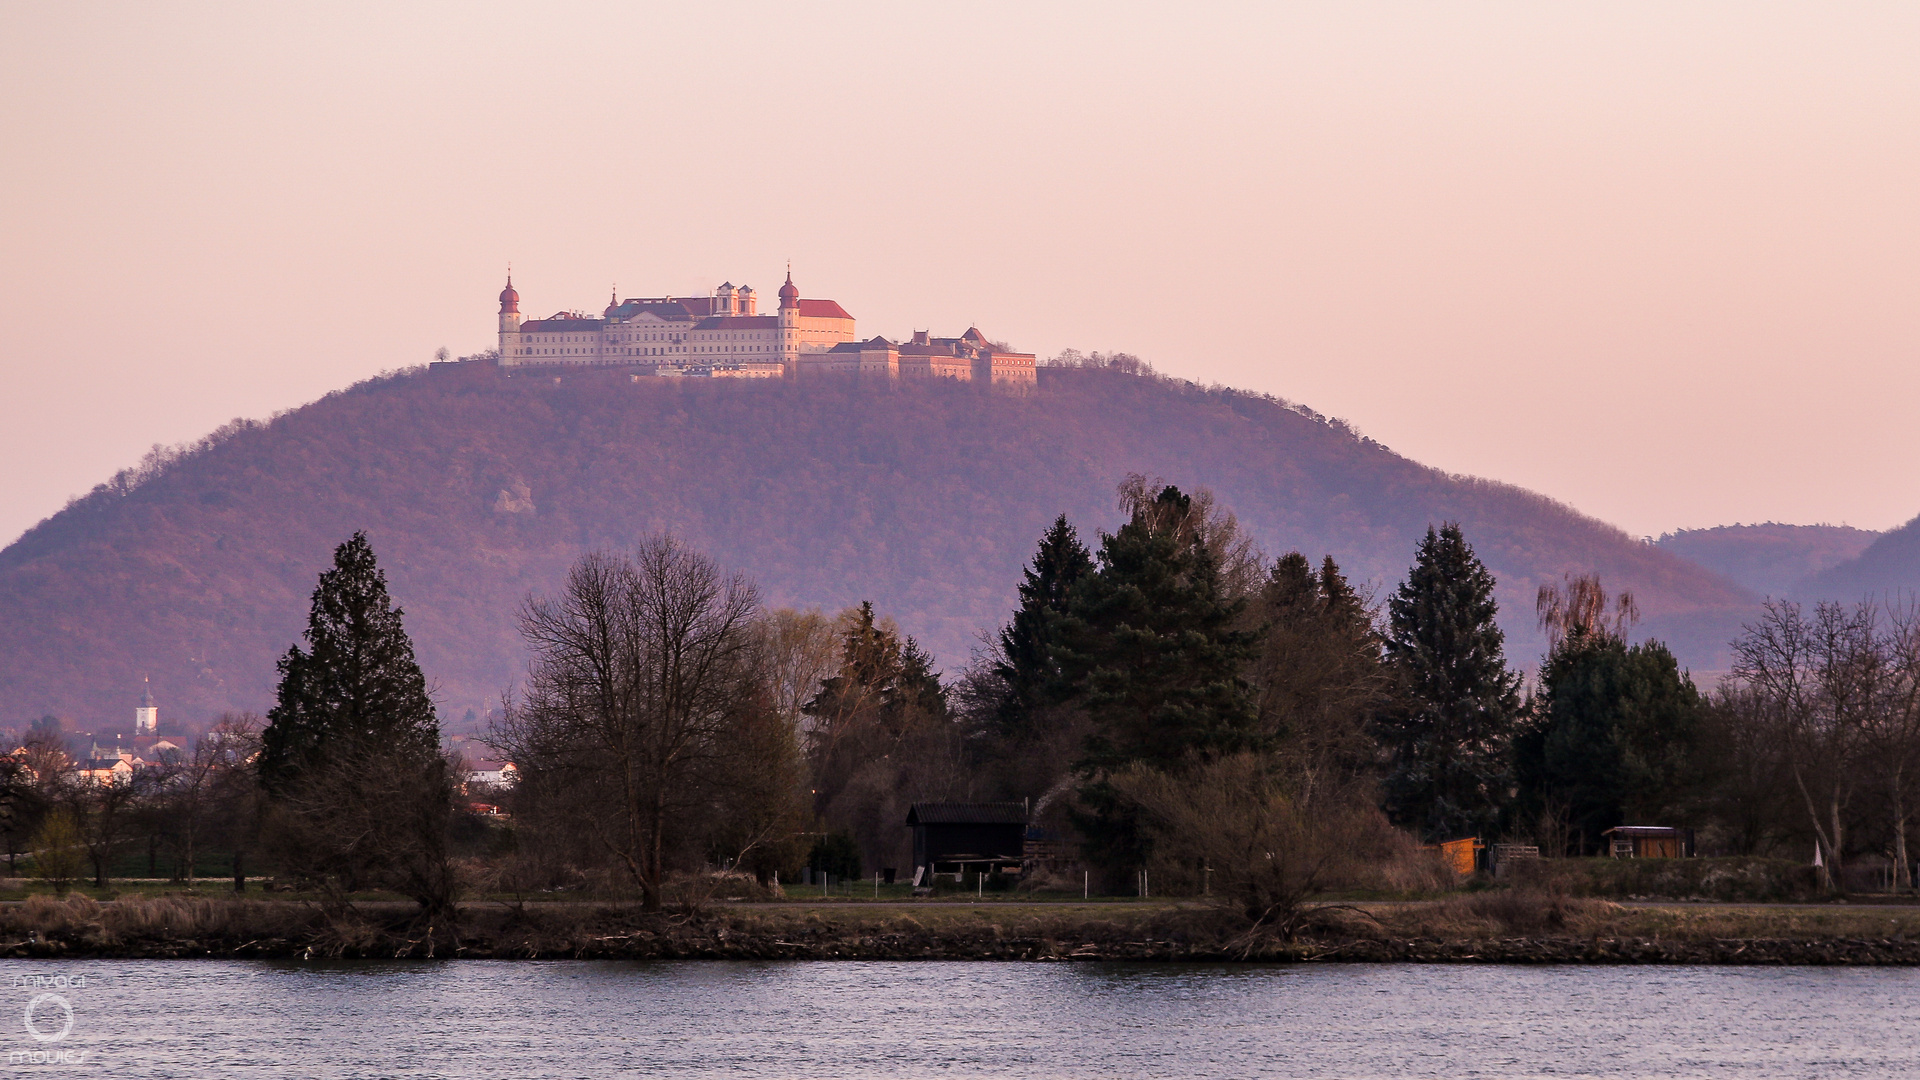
[1800, 513, 1920, 603]
[1654, 523, 1881, 599]
[0, 367, 1759, 730]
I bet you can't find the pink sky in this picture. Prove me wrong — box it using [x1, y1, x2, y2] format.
[2, 2, 1915, 544]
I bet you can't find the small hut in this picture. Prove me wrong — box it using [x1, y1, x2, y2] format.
[906, 803, 1028, 884]
[1603, 826, 1695, 859]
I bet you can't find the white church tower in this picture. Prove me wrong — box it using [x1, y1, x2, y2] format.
[135, 677, 158, 735]
[777, 268, 801, 375]
[497, 272, 522, 364]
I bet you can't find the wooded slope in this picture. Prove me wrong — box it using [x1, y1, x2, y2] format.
[0, 367, 1759, 728]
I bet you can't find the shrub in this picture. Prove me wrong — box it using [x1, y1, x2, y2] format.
[28, 811, 85, 895]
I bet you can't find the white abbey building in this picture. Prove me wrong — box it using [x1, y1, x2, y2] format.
[492, 272, 1035, 386]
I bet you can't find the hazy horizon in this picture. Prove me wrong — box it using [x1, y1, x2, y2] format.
[4, 2, 1916, 545]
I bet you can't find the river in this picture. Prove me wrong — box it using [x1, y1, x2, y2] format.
[4, 960, 1917, 1077]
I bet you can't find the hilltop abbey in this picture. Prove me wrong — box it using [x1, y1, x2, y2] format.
[487, 271, 1036, 386]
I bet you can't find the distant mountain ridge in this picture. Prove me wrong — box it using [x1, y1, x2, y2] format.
[1801, 514, 1920, 603]
[1655, 523, 1881, 599]
[0, 367, 1761, 729]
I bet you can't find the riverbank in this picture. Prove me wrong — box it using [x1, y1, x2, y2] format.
[5, 891, 1920, 964]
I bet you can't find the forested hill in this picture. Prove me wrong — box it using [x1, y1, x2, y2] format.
[1654, 523, 1882, 598]
[0, 367, 1758, 729]
[1801, 513, 1920, 602]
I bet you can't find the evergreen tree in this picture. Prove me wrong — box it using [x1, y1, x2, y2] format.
[804, 602, 947, 738]
[1061, 485, 1264, 872]
[991, 515, 1094, 740]
[1516, 631, 1704, 851]
[1248, 552, 1387, 769]
[258, 533, 454, 917]
[1379, 523, 1522, 842]
[260, 532, 441, 791]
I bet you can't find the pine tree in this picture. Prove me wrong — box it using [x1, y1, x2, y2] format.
[1379, 523, 1522, 842]
[991, 515, 1094, 740]
[1061, 486, 1263, 872]
[804, 602, 944, 739]
[258, 533, 454, 917]
[1248, 552, 1387, 768]
[1519, 633, 1703, 850]
[260, 532, 441, 791]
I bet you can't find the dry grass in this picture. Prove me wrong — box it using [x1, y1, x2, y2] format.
[0, 893, 319, 947]
[6, 888, 1920, 960]
[1385, 889, 1623, 938]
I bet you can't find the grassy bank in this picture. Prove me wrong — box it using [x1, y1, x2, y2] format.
[6, 890, 1920, 964]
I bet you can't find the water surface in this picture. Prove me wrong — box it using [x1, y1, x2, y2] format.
[4, 959, 1916, 1077]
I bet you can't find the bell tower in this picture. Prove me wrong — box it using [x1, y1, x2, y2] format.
[135, 677, 157, 735]
[777, 267, 801, 374]
[497, 271, 522, 365]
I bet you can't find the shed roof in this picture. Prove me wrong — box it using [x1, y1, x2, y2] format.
[906, 802, 1027, 826]
[1603, 826, 1688, 837]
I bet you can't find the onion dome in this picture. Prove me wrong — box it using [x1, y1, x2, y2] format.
[778, 269, 800, 308]
[499, 274, 520, 314]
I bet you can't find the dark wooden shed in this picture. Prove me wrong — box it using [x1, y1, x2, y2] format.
[907, 802, 1028, 883]
[1604, 826, 1696, 859]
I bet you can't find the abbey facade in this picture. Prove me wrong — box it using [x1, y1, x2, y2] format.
[494, 272, 1035, 386]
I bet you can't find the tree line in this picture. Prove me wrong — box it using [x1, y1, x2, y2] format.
[10, 484, 1917, 923]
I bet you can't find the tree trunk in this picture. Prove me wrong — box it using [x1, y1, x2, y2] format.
[1893, 772, 1913, 890]
[1827, 790, 1846, 893]
[1791, 764, 1837, 892]
[643, 785, 665, 912]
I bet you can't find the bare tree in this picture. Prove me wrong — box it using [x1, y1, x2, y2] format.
[152, 714, 262, 886]
[1536, 573, 1639, 653]
[57, 770, 147, 890]
[501, 537, 768, 910]
[1863, 604, 1920, 888]
[756, 608, 842, 736]
[1112, 752, 1404, 940]
[1732, 600, 1885, 890]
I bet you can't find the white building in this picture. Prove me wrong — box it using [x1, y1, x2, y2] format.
[498, 272, 855, 376]
[488, 270, 1035, 386]
[135, 678, 157, 735]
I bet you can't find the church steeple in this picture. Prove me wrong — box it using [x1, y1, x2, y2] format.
[135, 676, 158, 735]
[498, 269, 523, 349]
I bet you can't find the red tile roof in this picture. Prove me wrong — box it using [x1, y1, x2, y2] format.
[520, 316, 607, 332]
[797, 299, 853, 320]
[608, 300, 697, 322]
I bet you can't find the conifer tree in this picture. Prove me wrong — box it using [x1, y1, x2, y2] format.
[1248, 552, 1387, 768]
[804, 602, 948, 738]
[991, 515, 1094, 740]
[260, 532, 441, 791]
[1379, 523, 1521, 842]
[1517, 633, 1703, 851]
[259, 533, 454, 916]
[1061, 486, 1263, 872]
